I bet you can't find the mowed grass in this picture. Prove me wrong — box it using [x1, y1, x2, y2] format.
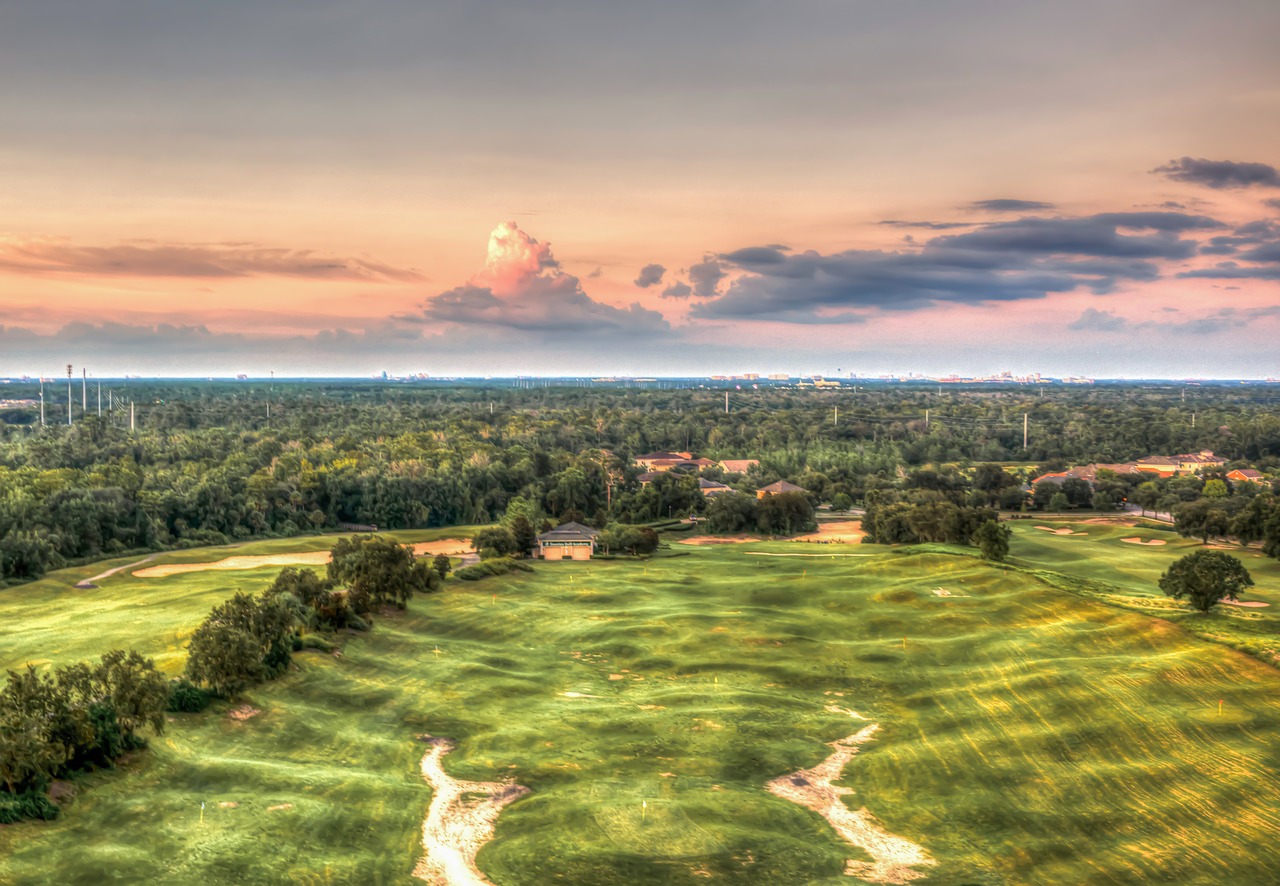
[0, 527, 479, 675]
[2, 539, 1280, 883]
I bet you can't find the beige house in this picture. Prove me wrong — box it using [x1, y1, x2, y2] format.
[718, 459, 760, 475]
[537, 522, 599, 560]
[756, 480, 807, 499]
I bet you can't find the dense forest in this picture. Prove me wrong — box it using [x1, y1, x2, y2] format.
[2, 380, 1279, 584]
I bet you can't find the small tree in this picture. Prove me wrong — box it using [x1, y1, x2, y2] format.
[831, 492, 853, 513]
[973, 520, 1012, 561]
[1048, 492, 1069, 513]
[1159, 549, 1254, 614]
[432, 553, 452, 579]
[473, 526, 518, 560]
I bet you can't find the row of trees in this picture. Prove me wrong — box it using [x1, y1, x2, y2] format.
[184, 536, 439, 697]
[4, 382, 1279, 584]
[0, 651, 168, 821]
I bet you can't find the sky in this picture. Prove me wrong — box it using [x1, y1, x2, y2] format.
[2, 0, 1279, 379]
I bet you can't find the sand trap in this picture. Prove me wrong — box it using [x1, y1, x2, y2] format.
[678, 535, 762, 545]
[1034, 526, 1084, 536]
[76, 554, 158, 587]
[931, 587, 968, 598]
[793, 520, 866, 544]
[1120, 537, 1167, 546]
[414, 736, 528, 886]
[1221, 599, 1271, 608]
[768, 723, 935, 883]
[133, 540, 472, 578]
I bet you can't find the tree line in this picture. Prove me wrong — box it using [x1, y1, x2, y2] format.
[3, 381, 1278, 584]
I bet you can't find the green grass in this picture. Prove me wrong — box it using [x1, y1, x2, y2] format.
[2, 532, 1280, 883]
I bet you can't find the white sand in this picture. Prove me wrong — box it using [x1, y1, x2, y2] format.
[133, 540, 472, 578]
[414, 736, 528, 886]
[767, 724, 936, 883]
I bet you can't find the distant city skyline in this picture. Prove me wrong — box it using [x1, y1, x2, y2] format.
[2, 2, 1278, 378]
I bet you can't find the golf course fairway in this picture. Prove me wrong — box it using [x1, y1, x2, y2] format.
[2, 529, 1280, 885]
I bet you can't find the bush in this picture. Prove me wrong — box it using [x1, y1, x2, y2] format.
[165, 679, 212, 713]
[0, 789, 60, 824]
[453, 557, 534, 581]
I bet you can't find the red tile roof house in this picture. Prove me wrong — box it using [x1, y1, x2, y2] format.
[1032, 464, 1143, 486]
[634, 451, 693, 470]
[1134, 450, 1226, 476]
[1227, 469, 1266, 484]
[756, 480, 807, 499]
[718, 459, 760, 475]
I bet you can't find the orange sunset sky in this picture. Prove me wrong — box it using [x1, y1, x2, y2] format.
[2, 1, 1279, 377]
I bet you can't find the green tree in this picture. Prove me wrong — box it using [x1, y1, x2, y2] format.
[705, 492, 757, 534]
[1133, 481, 1161, 516]
[973, 519, 1012, 561]
[831, 492, 853, 512]
[1159, 549, 1254, 613]
[329, 535, 439, 607]
[432, 553, 452, 578]
[1048, 492, 1069, 513]
[473, 526, 518, 560]
[1202, 478, 1228, 499]
[1174, 500, 1231, 545]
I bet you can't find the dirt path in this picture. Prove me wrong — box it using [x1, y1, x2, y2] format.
[75, 554, 159, 587]
[133, 540, 472, 578]
[414, 736, 529, 886]
[767, 724, 935, 884]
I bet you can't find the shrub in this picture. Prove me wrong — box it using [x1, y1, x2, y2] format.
[165, 679, 212, 713]
[454, 557, 534, 581]
[0, 789, 60, 824]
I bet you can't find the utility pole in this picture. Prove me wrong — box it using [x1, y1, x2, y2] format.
[834, 405, 838, 425]
[66, 364, 73, 426]
[1192, 412, 1196, 429]
[724, 391, 729, 414]
[1023, 412, 1029, 449]
[925, 409, 930, 428]
[82, 368, 87, 413]
[130, 400, 135, 432]
[96, 378, 101, 416]
[39, 378, 45, 428]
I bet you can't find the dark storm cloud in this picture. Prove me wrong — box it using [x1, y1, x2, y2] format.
[0, 238, 422, 282]
[692, 210, 1224, 321]
[1266, 198, 1280, 211]
[1154, 157, 1280, 189]
[878, 220, 974, 230]
[661, 281, 692, 299]
[633, 263, 666, 287]
[967, 199, 1057, 212]
[688, 257, 727, 297]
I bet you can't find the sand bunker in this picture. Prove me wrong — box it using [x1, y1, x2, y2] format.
[1120, 537, 1167, 546]
[793, 520, 866, 544]
[1221, 599, 1271, 608]
[1034, 526, 1084, 536]
[133, 540, 472, 578]
[414, 736, 528, 886]
[767, 724, 935, 883]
